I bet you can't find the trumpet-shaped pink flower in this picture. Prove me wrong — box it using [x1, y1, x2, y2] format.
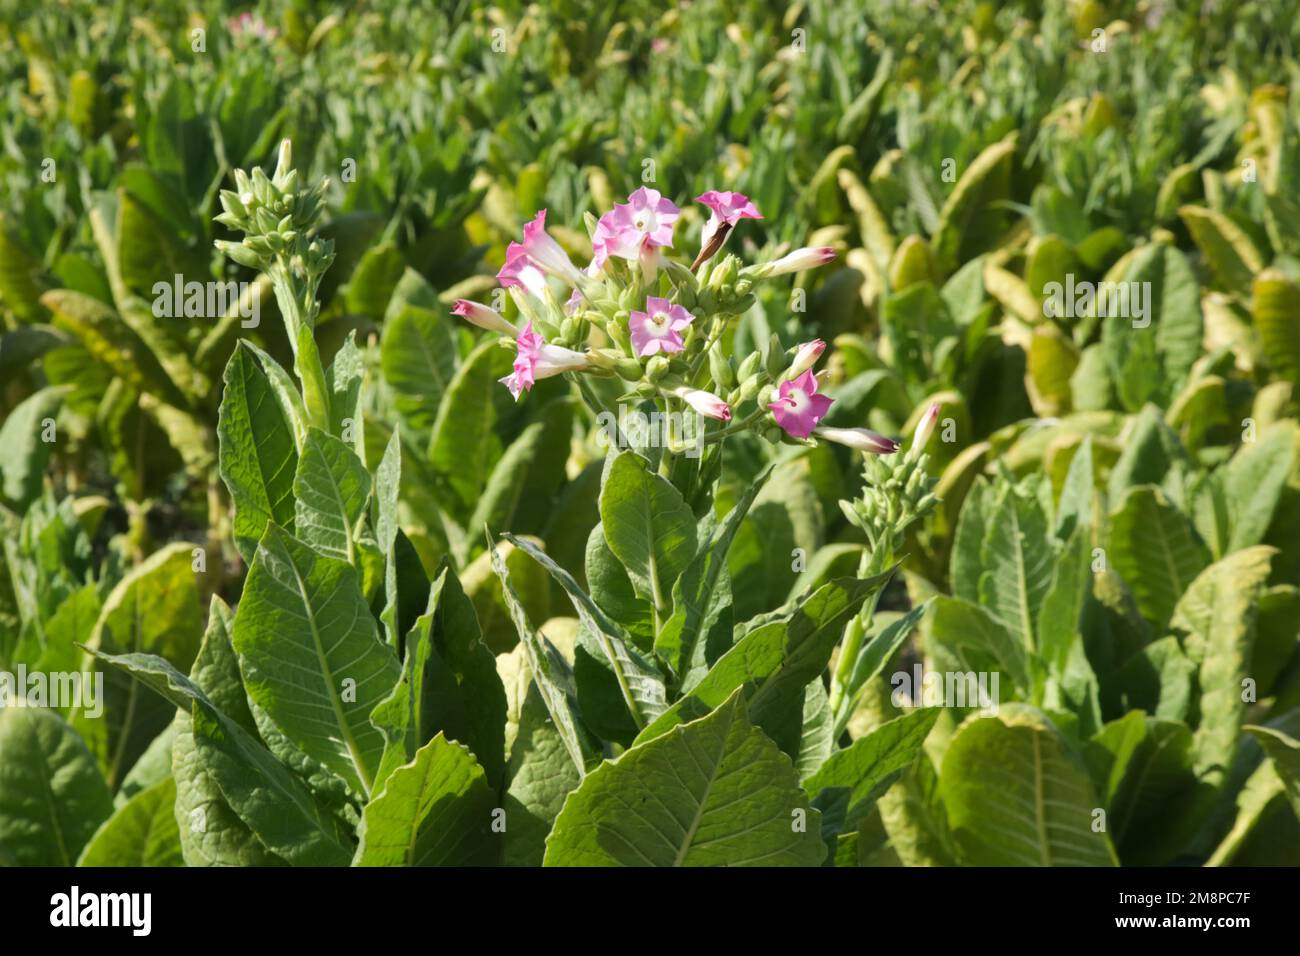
[814, 426, 899, 454]
[497, 243, 548, 298]
[692, 190, 762, 269]
[452, 299, 518, 336]
[593, 187, 680, 266]
[498, 322, 589, 399]
[629, 297, 693, 356]
[673, 385, 731, 421]
[786, 339, 826, 379]
[520, 210, 585, 285]
[757, 246, 837, 278]
[697, 190, 761, 225]
[768, 370, 834, 439]
[911, 403, 941, 452]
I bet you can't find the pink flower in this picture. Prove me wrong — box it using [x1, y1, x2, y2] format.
[629, 297, 693, 356]
[911, 403, 941, 453]
[229, 12, 276, 41]
[651, 37, 671, 54]
[497, 243, 548, 298]
[768, 370, 835, 439]
[757, 246, 837, 278]
[787, 339, 826, 379]
[499, 322, 589, 399]
[814, 426, 899, 454]
[452, 299, 518, 336]
[520, 210, 584, 285]
[593, 187, 680, 267]
[692, 190, 762, 269]
[672, 385, 731, 421]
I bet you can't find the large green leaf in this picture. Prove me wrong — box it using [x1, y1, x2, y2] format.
[293, 427, 372, 563]
[0, 707, 113, 866]
[1085, 713, 1211, 865]
[656, 467, 770, 683]
[354, 734, 499, 866]
[637, 575, 883, 753]
[1037, 528, 1102, 735]
[490, 541, 593, 774]
[1179, 205, 1265, 295]
[371, 561, 506, 788]
[231, 525, 399, 796]
[1108, 485, 1209, 629]
[1222, 423, 1295, 552]
[171, 604, 281, 866]
[939, 704, 1118, 866]
[1246, 725, 1300, 820]
[976, 482, 1054, 651]
[926, 595, 1029, 695]
[218, 343, 299, 563]
[381, 296, 457, 437]
[932, 137, 1016, 273]
[599, 451, 698, 613]
[502, 679, 583, 867]
[429, 338, 511, 515]
[1171, 546, 1275, 781]
[804, 708, 940, 840]
[505, 532, 666, 732]
[0, 386, 66, 509]
[77, 776, 183, 867]
[41, 288, 185, 407]
[93, 650, 353, 866]
[544, 691, 825, 866]
[78, 541, 203, 788]
[1252, 268, 1300, 386]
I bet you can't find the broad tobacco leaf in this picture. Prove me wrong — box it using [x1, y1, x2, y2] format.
[78, 776, 184, 867]
[218, 343, 299, 563]
[232, 524, 400, 798]
[0, 707, 113, 866]
[804, 707, 940, 842]
[939, 704, 1118, 866]
[599, 451, 698, 611]
[93, 650, 354, 866]
[544, 691, 825, 866]
[354, 734, 498, 866]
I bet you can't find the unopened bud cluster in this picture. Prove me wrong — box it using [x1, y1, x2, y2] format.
[840, 406, 941, 561]
[214, 140, 335, 291]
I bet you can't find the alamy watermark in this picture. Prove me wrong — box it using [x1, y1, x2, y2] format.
[0, 666, 104, 718]
[595, 404, 707, 458]
[152, 273, 260, 328]
[1043, 274, 1151, 328]
[50, 886, 151, 936]
[891, 663, 1000, 712]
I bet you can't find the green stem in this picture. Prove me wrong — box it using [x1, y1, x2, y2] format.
[270, 263, 331, 432]
[828, 546, 891, 724]
[700, 407, 767, 444]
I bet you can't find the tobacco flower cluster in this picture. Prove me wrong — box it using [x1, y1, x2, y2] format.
[453, 187, 900, 456]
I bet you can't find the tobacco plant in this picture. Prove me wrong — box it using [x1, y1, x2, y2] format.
[18, 142, 936, 868]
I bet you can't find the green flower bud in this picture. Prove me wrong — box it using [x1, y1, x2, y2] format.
[647, 356, 670, 381]
[737, 351, 762, 381]
[764, 333, 785, 379]
[739, 375, 762, 402]
[709, 344, 735, 389]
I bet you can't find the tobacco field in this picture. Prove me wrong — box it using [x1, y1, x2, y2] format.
[2, 0, 1300, 868]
